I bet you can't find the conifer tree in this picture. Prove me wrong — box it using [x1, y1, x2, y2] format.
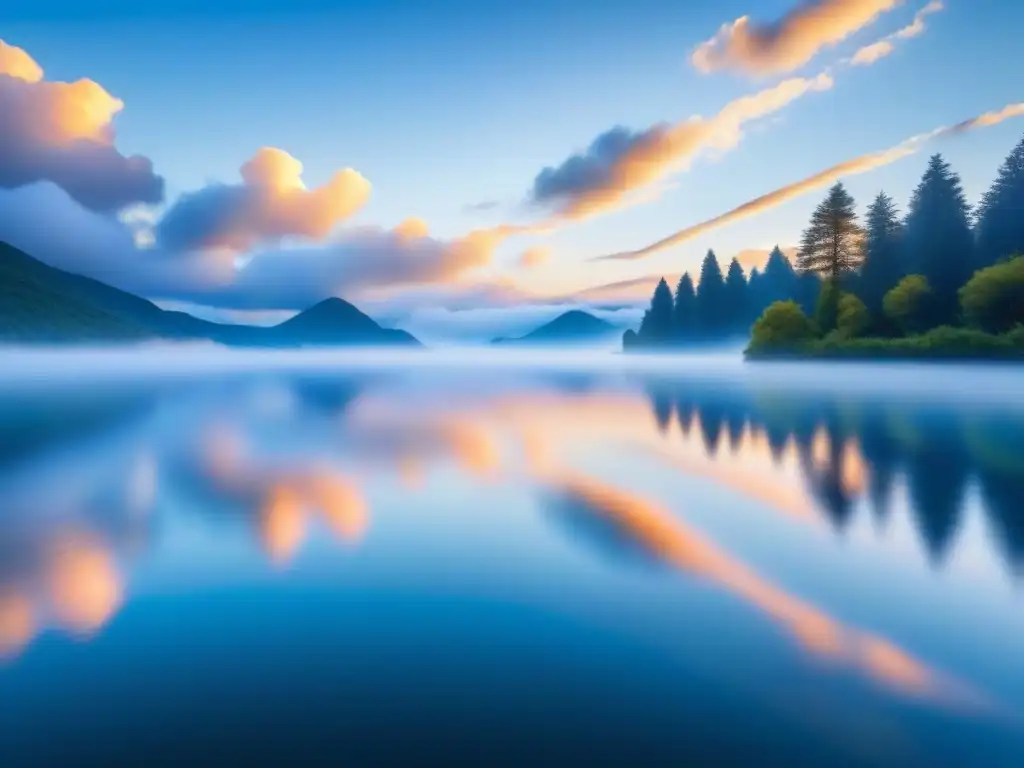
[696, 250, 726, 336]
[858, 191, 905, 318]
[796, 271, 822, 317]
[762, 246, 799, 307]
[644, 277, 675, 344]
[904, 154, 974, 325]
[797, 182, 863, 281]
[747, 267, 765, 322]
[673, 273, 697, 341]
[724, 258, 749, 335]
[975, 134, 1024, 270]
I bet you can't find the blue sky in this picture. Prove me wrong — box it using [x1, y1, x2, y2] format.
[1, 0, 1023, 338]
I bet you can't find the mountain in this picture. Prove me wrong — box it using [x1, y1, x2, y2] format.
[493, 310, 617, 345]
[261, 298, 418, 347]
[0, 241, 419, 347]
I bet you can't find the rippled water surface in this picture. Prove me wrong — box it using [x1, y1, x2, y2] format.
[1, 349, 1023, 766]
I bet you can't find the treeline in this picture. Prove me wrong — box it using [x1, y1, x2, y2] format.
[626, 133, 1024, 351]
[624, 247, 821, 348]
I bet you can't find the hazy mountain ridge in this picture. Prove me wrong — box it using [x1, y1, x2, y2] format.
[0, 241, 420, 347]
[492, 310, 618, 345]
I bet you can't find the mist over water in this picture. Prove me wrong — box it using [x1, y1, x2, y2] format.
[1, 348, 1023, 765]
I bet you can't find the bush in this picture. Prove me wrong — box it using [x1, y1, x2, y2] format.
[622, 329, 638, 350]
[748, 301, 817, 352]
[814, 279, 841, 335]
[884, 275, 933, 335]
[836, 293, 870, 339]
[960, 255, 1024, 333]
[798, 325, 1024, 359]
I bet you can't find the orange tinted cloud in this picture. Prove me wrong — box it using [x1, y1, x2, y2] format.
[849, 1, 944, 66]
[692, 0, 903, 76]
[851, 40, 895, 65]
[594, 101, 1024, 262]
[0, 38, 163, 211]
[157, 147, 370, 253]
[519, 245, 550, 269]
[0, 39, 43, 82]
[394, 216, 430, 241]
[949, 103, 1024, 132]
[531, 73, 832, 220]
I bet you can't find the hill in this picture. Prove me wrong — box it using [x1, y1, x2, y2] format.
[0, 241, 419, 347]
[493, 310, 617, 345]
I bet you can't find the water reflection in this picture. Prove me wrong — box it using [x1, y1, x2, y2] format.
[543, 469, 951, 703]
[1, 363, 1023, 764]
[639, 376, 1024, 575]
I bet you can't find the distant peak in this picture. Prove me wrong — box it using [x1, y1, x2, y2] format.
[310, 296, 352, 310]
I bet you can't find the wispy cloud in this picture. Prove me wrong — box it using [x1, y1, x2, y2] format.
[691, 0, 903, 77]
[529, 72, 833, 220]
[849, 0, 944, 66]
[463, 200, 501, 214]
[593, 101, 1024, 262]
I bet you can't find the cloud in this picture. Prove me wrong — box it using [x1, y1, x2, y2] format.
[895, 0, 943, 38]
[518, 245, 550, 269]
[0, 38, 164, 212]
[463, 200, 501, 213]
[849, 1, 943, 66]
[529, 72, 833, 220]
[594, 101, 1024, 262]
[850, 41, 895, 66]
[691, 0, 902, 76]
[155, 147, 371, 253]
[0, 182, 221, 296]
[394, 216, 429, 241]
[570, 274, 671, 305]
[0, 180, 525, 312]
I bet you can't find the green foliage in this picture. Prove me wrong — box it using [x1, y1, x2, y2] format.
[884, 275, 933, 335]
[637, 278, 675, 344]
[975, 134, 1024, 270]
[673, 272, 696, 339]
[747, 301, 817, 352]
[696, 250, 727, 333]
[904, 154, 974, 325]
[836, 292, 870, 339]
[959, 255, 1024, 334]
[0, 242, 148, 343]
[724, 258, 748, 333]
[0, 240, 420, 347]
[814, 279, 842, 335]
[748, 325, 1024, 360]
[808, 325, 1024, 359]
[858, 191, 904, 317]
[797, 182, 863, 280]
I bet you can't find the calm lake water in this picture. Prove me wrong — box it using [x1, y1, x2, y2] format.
[1, 348, 1023, 766]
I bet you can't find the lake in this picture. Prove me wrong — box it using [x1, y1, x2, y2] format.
[1, 348, 1023, 766]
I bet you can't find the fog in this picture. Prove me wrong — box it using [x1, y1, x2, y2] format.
[1, 343, 1023, 408]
